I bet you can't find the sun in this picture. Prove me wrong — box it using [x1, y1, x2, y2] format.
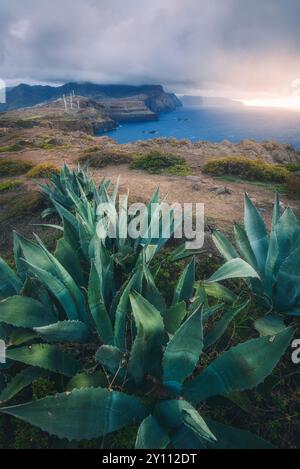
[241, 96, 300, 111]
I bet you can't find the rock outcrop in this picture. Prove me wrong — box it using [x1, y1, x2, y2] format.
[0, 96, 116, 134]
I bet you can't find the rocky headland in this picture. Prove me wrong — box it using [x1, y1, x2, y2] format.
[0, 82, 181, 123]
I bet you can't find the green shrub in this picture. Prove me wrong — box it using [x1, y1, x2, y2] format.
[40, 138, 62, 150]
[0, 179, 23, 192]
[0, 142, 26, 153]
[130, 151, 190, 175]
[79, 149, 132, 167]
[15, 119, 37, 129]
[26, 163, 60, 178]
[285, 174, 300, 199]
[203, 156, 289, 183]
[0, 191, 47, 221]
[284, 162, 300, 172]
[0, 159, 34, 177]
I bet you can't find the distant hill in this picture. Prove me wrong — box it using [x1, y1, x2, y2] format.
[181, 95, 242, 107]
[0, 83, 182, 122]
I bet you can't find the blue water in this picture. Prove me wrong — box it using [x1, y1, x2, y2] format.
[98, 106, 300, 149]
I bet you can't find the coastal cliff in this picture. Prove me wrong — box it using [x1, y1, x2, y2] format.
[0, 83, 181, 123]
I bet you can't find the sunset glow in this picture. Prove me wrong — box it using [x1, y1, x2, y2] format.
[241, 96, 300, 111]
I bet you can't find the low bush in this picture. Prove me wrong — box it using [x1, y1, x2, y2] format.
[79, 149, 132, 167]
[26, 163, 60, 178]
[284, 162, 300, 172]
[285, 174, 300, 198]
[0, 191, 47, 221]
[130, 151, 190, 175]
[0, 142, 26, 153]
[0, 179, 23, 192]
[203, 156, 289, 183]
[0, 158, 34, 177]
[15, 119, 37, 129]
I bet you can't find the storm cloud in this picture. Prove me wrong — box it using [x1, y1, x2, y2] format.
[1, 0, 300, 97]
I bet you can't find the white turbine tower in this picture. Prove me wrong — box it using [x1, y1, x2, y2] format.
[63, 94, 68, 111]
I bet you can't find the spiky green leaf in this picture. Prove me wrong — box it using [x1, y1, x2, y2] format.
[0, 387, 148, 441]
[184, 327, 294, 404]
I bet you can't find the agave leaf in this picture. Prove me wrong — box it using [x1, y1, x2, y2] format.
[201, 281, 237, 303]
[182, 407, 216, 443]
[206, 418, 274, 449]
[21, 260, 80, 321]
[204, 301, 249, 350]
[34, 321, 91, 343]
[6, 344, 80, 377]
[54, 238, 84, 287]
[0, 387, 148, 441]
[155, 400, 215, 443]
[0, 256, 22, 298]
[209, 258, 260, 283]
[20, 277, 57, 316]
[163, 305, 203, 393]
[274, 246, 300, 311]
[66, 371, 107, 391]
[95, 345, 125, 376]
[114, 268, 142, 351]
[271, 192, 281, 229]
[164, 301, 187, 335]
[88, 263, 113, 344]
[212, 230, 238, 261]
[202, 304, 225, 322]
[254, 316, 286, 337]
[171, 425, 207, 449]
[53, 201, 79, 230]
[193, 283, 208, 309]
[172, 257, 195, 306]
[275, 207, 299, 263]
[13, 232, 27, 280]
[33, 235, 89, 324]
[17, 234, 89, 324]
[78, 222, 92, 259]
[142, 264, 166, 314]
[0, 296, 56, 328]
[14, 232, 57, 277]
[128, 292, 164, 383]
[0, 367, 46, 404]
[6, 327, 38, 346]
[135, 415, 170, 449]
[234, 224, 258, 270]
[244, 193, 268, 273]
[264, 229, 279, 294]
[170, 242, 203, 261]
[184, 327, 294, 404]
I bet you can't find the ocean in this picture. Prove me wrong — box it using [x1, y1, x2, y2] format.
[98, 105, 300, 149]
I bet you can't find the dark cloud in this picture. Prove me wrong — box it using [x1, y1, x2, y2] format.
[1, 0, 300, 97]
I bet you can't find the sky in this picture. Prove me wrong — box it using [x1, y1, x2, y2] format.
[1, 0, 300, 99]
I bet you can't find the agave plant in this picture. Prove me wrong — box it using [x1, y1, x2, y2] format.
[210, 193, 300, 324]
[0, 278, 293, 448]
[0, 227, 293, 449]
[40, 163, 96, 216]
[41, 171, 183, 276]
